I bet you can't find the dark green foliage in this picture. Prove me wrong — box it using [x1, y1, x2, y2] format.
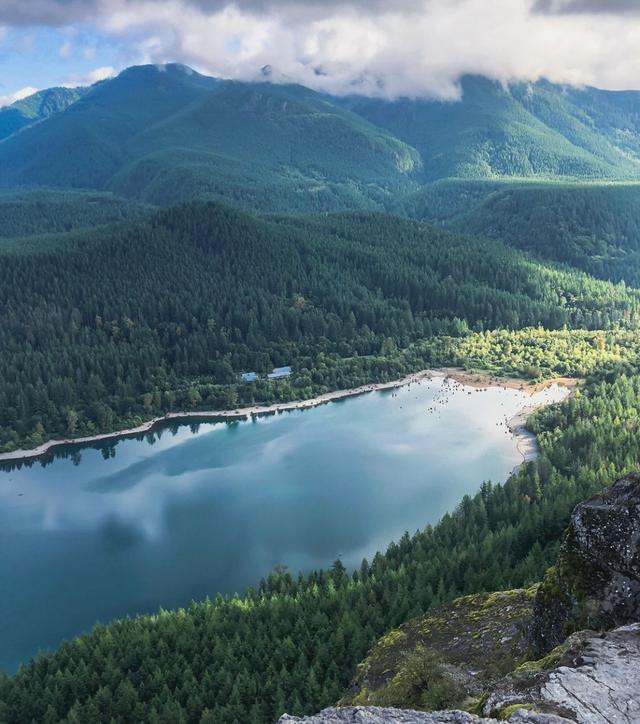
[2, 201, 639, 452]
[3, 67, 640, 215]
[2, 364, 639, 723]
[398, 178, 511, 222]
[0, 189, 150, 239]
[372, 647, 464, 711]
[447, 182, 640, 285]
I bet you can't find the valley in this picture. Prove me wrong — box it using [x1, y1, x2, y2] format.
[0, 57, 640, 723]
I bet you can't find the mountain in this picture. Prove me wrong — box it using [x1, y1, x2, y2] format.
[0, 86, 86, 140]
[2, 67, 640, 213]
[341, 75, 640, 181]
[0, 64, 421, 211]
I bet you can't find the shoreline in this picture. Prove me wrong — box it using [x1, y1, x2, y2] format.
[0, 368, 577, 465]
[507, 405, 542, 470]
[438, 368, 576, 473]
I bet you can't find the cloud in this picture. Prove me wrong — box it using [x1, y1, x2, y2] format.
[94, 0, 640, 97]
[0, 85, 38, 107]
[3, 0, 640, 97]
[0, 0, 425, 26]
[63, 65, 116, 86]
[533, 0, 640, 14]
[0, 1, 99, 26]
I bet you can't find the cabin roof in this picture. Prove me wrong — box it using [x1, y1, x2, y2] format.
[267, 366, 292, 379]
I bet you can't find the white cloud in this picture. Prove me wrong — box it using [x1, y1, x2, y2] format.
[0, 85, 39, 107]
[84, 0, 640, 98]
[63, 65, 116, 87]
[4, 0, 640, 98]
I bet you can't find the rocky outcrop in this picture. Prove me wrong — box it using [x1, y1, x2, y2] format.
[482, 624, 640, 722]
[282, 626, 640, 724]
[531, 473, 640, 654]
[279, 705, 571, 723]
[283, 473, 640, 724]
[341, 588, 537, 710]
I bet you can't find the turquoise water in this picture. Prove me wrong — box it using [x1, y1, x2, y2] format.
[0, 376, 566, 672]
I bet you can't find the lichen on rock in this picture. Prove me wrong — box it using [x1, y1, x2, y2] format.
[341, 587, 538, 711]
[530, 472, 640, 655]
[482, 624, 640, 722]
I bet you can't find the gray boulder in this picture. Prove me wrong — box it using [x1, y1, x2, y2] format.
[279, 705, 570, 723]
[482, 624, 640, 722]
[531, 472, 640, 654]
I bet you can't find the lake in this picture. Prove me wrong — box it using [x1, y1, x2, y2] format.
[0, 374, 567, 672]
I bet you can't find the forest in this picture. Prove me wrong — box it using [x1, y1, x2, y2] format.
[2, 201, 640, 454]
[447, 182, 640, 285]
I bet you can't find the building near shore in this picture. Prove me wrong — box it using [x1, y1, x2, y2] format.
[241, 372, 258, 383]
[268, 366, 292, 379]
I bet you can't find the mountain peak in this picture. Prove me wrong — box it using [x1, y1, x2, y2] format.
[0, 86, 86, 141]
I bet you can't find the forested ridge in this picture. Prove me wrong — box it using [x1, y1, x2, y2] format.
[0, 190, 149, 240]
[0, 64, 420, 212]
[2, 201, 639, 453]
[2, 66, 640, 212]
[448, 182, 640, 285]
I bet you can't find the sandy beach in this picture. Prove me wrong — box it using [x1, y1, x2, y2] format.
[505, 385, 576, 469]
[434, 369, 576, 472]
[436, 367, 579, 394]
[0, 368, 577, 464]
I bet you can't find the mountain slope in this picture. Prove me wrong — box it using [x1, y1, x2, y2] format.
[1, 200, 639, 452]
[441, 182, 640, 285]
[0, 86, 86, 140]
[0, 189, 150, 239]
[0, 64, 421, 210]
[0, 65, 220, 191]
[342, 75, 640, 181]
[4, 67, 640, 212]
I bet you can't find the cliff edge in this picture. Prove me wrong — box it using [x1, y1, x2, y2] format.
[282, 473, 640, 723]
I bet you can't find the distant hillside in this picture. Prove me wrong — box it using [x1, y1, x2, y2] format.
[0, 64, 421, 210]
[0, 189, 150, 239]
[0, 86, 85, 140]
[441, 182, 640, 285]
[1, 199, 639, 452]
[341, 75, 640, 181]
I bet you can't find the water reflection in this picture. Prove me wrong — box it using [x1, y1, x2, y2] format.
[0, 376, 567, 672]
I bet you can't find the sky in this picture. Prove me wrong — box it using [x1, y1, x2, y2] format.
[1, 0, 640, 106]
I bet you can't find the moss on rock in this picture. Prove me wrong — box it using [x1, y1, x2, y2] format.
[341, 589, 536, 711]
